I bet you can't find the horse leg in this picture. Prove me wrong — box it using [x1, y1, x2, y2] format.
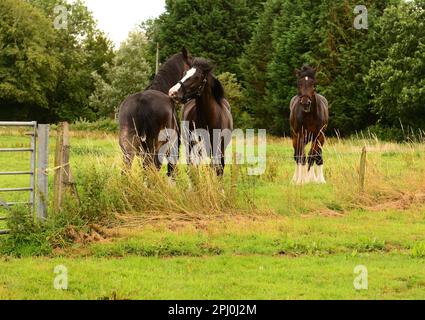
[186, 140, 197, 190]
[315, 132, 326, 184]
[119, 128, 139, 174]
[211, 134, 224, 177]
[167, 142, 178, 178]
[220, 140, 226, 177]
[167, 130, 180, 182]
[305, 133, 318, 184]
[164, 134, 180, 187]
[292, 132, 307, 185]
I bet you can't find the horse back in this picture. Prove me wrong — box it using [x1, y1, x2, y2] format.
[119, 90, 176, 139]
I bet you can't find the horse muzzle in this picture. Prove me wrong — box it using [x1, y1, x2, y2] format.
[302, 102, 312, 113]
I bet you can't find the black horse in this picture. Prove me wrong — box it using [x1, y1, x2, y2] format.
[169, 58, 233, 176]
[289, 65, 329, 185]
[119, 48, 193, 177]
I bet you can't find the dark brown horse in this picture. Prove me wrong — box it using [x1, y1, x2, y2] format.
[168, 58, 233, 176]
[290, 65, 329, 185]
[118, 48, 193, 177]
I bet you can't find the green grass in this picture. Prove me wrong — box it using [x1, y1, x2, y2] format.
[0, 254, 424, 300]
[89, 208, 425, 258]
[1, 128, 425, 299]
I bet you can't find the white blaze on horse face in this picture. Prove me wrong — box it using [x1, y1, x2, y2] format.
[181, 68, 197, 83]
[168, 68, 197, 97]
[305, 76, 309, 81]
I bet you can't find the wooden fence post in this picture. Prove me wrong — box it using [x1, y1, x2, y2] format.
[36, 124, 49, 221]
[53, 123, 64, 212]
[53, 122, 78, 211]
[231, 138, 238, 197]
[359, 146, 367, 192]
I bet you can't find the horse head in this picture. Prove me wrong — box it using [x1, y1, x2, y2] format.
[295, 65, 317, 113]
[169, 58, 214, 103]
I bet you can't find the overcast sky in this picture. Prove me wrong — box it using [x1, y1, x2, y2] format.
[82, 0, 166, 48]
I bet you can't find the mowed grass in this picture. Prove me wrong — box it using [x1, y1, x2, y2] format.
[0, 254, 424, 300]
[1, 127, 425, 299]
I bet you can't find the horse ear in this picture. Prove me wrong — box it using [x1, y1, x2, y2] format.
[295, 69, 301, 78]
[182, 47, 191, 65]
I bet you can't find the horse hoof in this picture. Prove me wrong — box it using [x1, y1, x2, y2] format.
[315, 178, 326, 184]
[168, 177, 176, 188]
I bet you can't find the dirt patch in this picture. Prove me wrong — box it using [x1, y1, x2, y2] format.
[63, 224, 116, 245]
[302, 209, 345, 218]
[111, 211, 280, 236]
[364, 191, 425, 212]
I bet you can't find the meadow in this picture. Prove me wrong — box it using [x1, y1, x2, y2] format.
[0, 127, 424, 300]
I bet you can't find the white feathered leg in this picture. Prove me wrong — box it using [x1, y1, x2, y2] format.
[305, 166, 317, 184]
[292, 164, 304, 185]
[316, 165, 326, 184]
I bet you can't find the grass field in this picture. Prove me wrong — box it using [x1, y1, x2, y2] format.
[0, 127, 424, 300]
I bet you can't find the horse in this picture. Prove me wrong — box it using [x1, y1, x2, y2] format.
[168, 58, 233, 176]
[289, 65, 329, 185]
[118, 48, 193, 177]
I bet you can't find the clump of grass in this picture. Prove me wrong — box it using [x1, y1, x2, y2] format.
[0, 208, 51, 257]
[411, 242, 425, 259]
[116, 159, 250, 219]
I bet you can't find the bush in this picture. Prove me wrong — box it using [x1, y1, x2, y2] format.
[0, 208, 52, 257]
[70, 118, 119, 133]
[362, 125, 425, 143]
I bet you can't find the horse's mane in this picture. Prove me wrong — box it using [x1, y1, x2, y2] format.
[147, 53, 187, 94]
[193, 58, 225, 105]
[212, 77, 225, 105]
[298, 65, 316, 80]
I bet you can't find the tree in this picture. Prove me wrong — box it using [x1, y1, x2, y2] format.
[216, 72, 252, 128]
[265, 0, 320, 134]
[90, 31, 152, 118]
[151, 0, 265, 75]
[246, 0, 399, 135]
[0, 0, 60, 121]
[28, 0, 114, 122]
[365, 0, 425, 130]
[239, 0, 283, 130]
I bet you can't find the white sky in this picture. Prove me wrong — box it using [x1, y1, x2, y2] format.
[81, 0, 166, 48]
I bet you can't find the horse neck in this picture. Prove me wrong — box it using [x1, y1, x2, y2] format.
[311, 93, 319, 113]
[149, 56, 184, 94]
[196, 78, 218, 125]
[149, 70, 180, 94]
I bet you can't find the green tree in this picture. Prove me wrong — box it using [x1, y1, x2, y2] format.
[216, 72, 252, 128]
[0, 0, 59, 121]
[28, 0, 115, 122]
[365, 0, 425, 130]
[239, 0, 283, 130]
[249, 0, 399, 135]
[90, 31, 152, 118]
[151, 0, 265, 75]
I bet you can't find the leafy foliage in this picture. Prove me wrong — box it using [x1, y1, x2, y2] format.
[0, 0, 114, 123]
[240, 0, 400, 135]
[150, 0, 265, 75]
[0, 0, 59, 120]
[216, 72, 252, 128]
[1, 0, 424, 138]
[365, 1, 425, 130]
[89, 31, 152, 118]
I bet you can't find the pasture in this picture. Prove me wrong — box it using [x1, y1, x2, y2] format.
[0, 127, 424, 300]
